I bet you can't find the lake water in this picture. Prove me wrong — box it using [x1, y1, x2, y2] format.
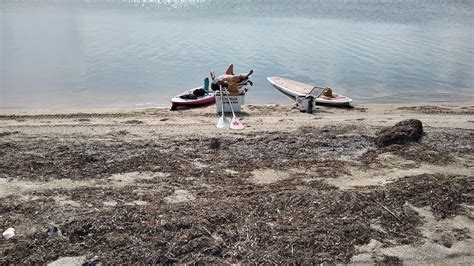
[1, 0, 473, 110]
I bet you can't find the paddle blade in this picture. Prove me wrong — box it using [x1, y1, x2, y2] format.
[217, 117, 230, 129]
[230, 117, 244, 130]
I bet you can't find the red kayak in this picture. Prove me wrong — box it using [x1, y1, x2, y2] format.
[170, 87, 216, 111]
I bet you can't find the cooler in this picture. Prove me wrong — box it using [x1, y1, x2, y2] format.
[215, 91, 245, 113]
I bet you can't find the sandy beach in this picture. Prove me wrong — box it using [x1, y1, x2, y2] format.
[0, 102, 473, 264]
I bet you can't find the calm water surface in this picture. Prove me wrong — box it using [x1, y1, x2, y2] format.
[1, 0, 473, 110]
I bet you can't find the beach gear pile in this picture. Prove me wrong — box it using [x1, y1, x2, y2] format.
[210, 64, 253, 95]
[213, 64, 253, 130]
[170, 64, 253, 112]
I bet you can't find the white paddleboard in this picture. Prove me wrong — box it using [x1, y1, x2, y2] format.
[267, 76, 352, 106]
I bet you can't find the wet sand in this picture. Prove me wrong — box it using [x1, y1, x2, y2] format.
[0, 102, 473, 263]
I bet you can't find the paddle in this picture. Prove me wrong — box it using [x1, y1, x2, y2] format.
[225, 90, 244, 130]
[216, 87, 230, 129]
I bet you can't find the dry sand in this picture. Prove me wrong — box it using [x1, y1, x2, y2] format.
[0, 102, 473, 264]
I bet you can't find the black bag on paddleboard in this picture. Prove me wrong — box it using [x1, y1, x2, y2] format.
[180, 94, 198, 100]
[193, 88, 206, 97]
[179, 88, 206, 100]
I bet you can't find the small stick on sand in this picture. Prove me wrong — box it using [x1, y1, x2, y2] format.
[374, 200, 403, 223]
[356, 192, 403, 223]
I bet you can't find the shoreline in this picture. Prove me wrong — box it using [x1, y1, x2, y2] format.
[0, 101, 473, 263]
[1, 102, 472, 134]
[1, 100, 473, 114]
